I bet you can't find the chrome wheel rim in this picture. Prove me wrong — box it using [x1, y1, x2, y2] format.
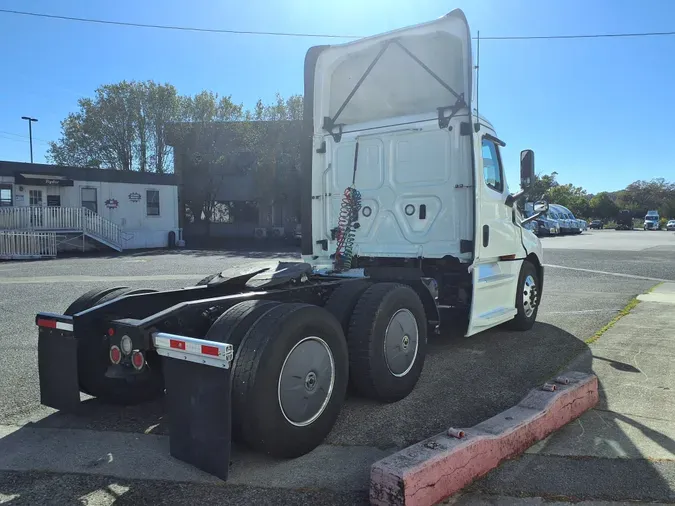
[523, 274, 538, 318]
[278, 336, 335, 427]
[383, 309, 419, 377]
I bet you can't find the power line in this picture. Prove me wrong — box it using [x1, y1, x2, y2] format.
[0, 131, 51, 145]
[480, 31, 675, 40]
[0, 8, 360, 39]
[2, 8, 675, 40]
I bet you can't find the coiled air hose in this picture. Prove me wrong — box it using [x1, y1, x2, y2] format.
[334, 141, 362, 271]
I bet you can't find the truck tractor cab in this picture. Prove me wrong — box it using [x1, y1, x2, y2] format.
[644, 210, 660, 230]
[524, 202, 560, 236]
[616, 210, 633, 230]
[549, 204, 576, 235]
[302, 9, 548, 336]
[556, 204, 583, 234]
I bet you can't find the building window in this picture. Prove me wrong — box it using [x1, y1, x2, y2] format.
[47, 195, 61, 207]
[481, 139, 504, 193]
[210, 201, 259, 224]
[147, 190, 160, 216]
[0, 185, 12, 207]
[29, 189, 43, 206]
[81, 187, 97, 213]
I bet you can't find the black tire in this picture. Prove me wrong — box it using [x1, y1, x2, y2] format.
[504, 261, 540, 331]
[74, 287, 165, 405]
[64, 287, 130, 315]
[347, 283, 428, 403]
[233, 303, 348, 458]
[323, 280, 371, 335]
[204, 299, 283, 440]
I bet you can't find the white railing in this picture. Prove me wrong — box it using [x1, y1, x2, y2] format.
[82, 208, 122, 248]
[0, 231, 57, 260]
[0, 206, 121, 250]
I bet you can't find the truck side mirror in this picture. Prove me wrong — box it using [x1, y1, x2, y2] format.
[520, 149, 535, 189]
[533, 200, 549, 214]
[520, 199, 549, 226]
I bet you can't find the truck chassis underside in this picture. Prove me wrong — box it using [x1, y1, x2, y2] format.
[36, 260, 474, 480]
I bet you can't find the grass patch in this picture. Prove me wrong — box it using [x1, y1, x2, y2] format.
[647, 281, 664, 293]
[584, 297, 640, 345]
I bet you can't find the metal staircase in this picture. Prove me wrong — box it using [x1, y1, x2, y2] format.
[0, 206, 123, 258]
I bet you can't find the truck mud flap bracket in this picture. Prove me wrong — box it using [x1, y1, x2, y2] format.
[37, 314, 81, 412]
[153, 332, 234, 481]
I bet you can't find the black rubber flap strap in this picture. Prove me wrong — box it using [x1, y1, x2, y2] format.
[38, 328, 81, 411]
[162, 356, 232, 481]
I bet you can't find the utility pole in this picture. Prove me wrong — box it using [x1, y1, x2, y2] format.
[21, 116, 38, 163]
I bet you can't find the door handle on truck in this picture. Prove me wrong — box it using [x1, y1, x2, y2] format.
[483, 225, 489, 247]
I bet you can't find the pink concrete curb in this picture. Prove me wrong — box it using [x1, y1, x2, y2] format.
[370, 371, 598, 506]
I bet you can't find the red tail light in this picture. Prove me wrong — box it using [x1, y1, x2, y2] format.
[131, 351, 145, 370]
[109, 345, 122, 365]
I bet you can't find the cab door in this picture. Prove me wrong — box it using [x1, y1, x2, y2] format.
[466, 135, 524, 336]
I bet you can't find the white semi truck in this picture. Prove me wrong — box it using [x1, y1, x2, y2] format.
[644, 210, 660, 230]
[35, 9, 549, 480]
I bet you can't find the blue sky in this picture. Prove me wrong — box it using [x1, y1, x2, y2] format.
[0, 0, 673, 193]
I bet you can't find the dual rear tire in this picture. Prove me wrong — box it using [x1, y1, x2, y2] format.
[208, 282, 429, 458]
[207, 300, 348, 458]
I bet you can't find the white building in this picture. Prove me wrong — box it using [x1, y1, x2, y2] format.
[0, 161, 179, 256]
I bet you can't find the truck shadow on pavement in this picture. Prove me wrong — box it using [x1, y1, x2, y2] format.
[466, 348, 675, 502]
[3, 322, 671, 504]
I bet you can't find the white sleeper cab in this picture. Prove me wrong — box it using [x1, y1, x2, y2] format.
[301, 8, 548, 337]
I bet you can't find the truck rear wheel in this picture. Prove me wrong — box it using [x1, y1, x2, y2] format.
[205, 299, 282, 439]
[67, 287, 165, 405]
[232, 303, 348, 458]
[64, 287, 130, 316]
[323, 279, 371, 335]
[347, 283, 428, 402]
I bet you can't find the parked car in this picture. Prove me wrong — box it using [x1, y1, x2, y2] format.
[666, 219, 675, 231]
[589, 219, 603, 230]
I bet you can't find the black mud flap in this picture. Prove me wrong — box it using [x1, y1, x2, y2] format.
[38, 328, 81, 411]
[162, 356, 232, 481]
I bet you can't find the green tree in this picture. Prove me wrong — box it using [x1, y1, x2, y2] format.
[618, 178, 675, 218]
[589, 192, 618, 220]
[548, 184, 589, 217]
[524, 172, 559, 203]
[48, 81, 195, 172]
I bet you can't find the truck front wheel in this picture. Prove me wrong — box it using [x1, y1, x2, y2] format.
[347, 283, 428, 403]
[232, 303, 348, 458]
[505, 261, 540, 331]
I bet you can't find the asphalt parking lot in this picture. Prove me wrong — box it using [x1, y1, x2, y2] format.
[1, 229, 674, 505]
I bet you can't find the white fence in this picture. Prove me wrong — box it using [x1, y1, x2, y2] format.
[0, 206, 121, 250]
[0, 231, 57, 260]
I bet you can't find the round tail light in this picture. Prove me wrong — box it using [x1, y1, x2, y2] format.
[131, 351, 145, 370]
[109, 345, 122, 365]
[120, 335, 132, 355]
